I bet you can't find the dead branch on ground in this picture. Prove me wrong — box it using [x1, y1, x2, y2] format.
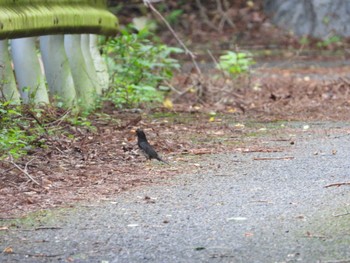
[324, 182, 350, 188]
[8, 154, 41, 186]
[253, 156, 294, 161]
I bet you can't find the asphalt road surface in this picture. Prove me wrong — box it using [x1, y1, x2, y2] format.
[1, 122, 350, 263]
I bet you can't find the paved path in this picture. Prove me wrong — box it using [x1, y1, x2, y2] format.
[1, 122, 350, 263]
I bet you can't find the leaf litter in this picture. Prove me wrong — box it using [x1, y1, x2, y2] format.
[2, 63, 350, 218]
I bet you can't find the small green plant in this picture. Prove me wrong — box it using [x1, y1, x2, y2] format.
[217, 50, 255, 77]
[317, 35, 342, 48]
[66, 113, 97, 133]
[299, 36, 310, 45]
[103, 25, 183, 108]
[0, 101, 39, 159]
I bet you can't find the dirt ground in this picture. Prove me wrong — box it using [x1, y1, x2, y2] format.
[2, 63, 350, 218]
[2, 1, 350, 218]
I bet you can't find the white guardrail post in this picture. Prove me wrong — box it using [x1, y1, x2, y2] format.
[0, 0, 117, 108]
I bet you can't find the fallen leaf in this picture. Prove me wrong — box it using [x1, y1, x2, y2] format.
[190, 148, 212, 155]
[234, 123, 245, 128]
[227, 107, 237, 113]
[163, 98, 173, 109]
[3, 247, 13, 254]
[247, 1, 254, 7]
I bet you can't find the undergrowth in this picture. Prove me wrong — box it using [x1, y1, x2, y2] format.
[0, 101, 100, 160]
[0, 102, 45, 160]
[103, 25, 183, 108]
[1, 24, 183, 159]
[0, 20, 253, 160]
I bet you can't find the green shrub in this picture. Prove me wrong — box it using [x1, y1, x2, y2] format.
[317, 35, 342, 48]
[103, 26, 183, 108]
[0, 101, 38, 159]
[217, 50, 255, 77]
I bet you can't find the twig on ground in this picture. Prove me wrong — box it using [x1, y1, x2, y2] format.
[8, 154, 41, 186]
[35, 226, 63, 230]
[50, 109, 71, 127]
[340, 77, 350, 86]
[22, 253, 64, 258]
[303, 233, 326, 239]
[243, 148, 284, 153]
[333, 211, 350, 217]
[55, 146, 65, 155]
[1, 166, 16, 174]
[143, 0, 202, 75]
[253, 156, 294, 161]
[27, 110, 49, 135]
[324, 182, 350, 188]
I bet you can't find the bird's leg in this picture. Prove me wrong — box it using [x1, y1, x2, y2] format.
[146, 160, 156, 172]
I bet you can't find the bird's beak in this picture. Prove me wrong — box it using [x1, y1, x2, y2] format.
[130, 129, 137, 134]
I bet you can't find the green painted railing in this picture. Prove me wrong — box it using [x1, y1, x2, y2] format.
[0, 0, 118, 39]
[0, 0, 118, 107]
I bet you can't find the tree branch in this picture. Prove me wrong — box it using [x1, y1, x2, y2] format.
[143, 0, 202, 75]
[8, 154, 41, 186]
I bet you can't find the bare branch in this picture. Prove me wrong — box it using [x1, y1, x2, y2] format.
[207, 49, 227, 80]
[8, 154, 41, 186]
[324, 182, 350, 188]
[195, 0, 218, 31]
[215, 0, 235, 32]
[143, 0, 202, 75]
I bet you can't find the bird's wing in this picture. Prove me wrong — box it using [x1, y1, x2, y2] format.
[139, 141, 159, 158]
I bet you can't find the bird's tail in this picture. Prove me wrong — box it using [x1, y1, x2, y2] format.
[157, 157, 170, 165]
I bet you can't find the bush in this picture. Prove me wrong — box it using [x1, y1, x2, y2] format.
[103, 26, 183, 108]
[217, 50, 255, 77]
[0, 101, 39, 159]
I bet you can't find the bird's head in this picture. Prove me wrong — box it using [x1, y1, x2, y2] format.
[136, 128, 147, 140]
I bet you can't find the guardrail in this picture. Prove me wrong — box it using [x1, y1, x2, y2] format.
[0, 0, 118, 108]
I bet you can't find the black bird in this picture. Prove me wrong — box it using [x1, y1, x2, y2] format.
[136, 129, 169, 164]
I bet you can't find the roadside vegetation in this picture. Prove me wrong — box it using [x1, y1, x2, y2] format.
[1, 12, 255, 161]
[0, 24, 181, 160]
[3, 1, 350, 217]
[2, 0, 347, 162]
